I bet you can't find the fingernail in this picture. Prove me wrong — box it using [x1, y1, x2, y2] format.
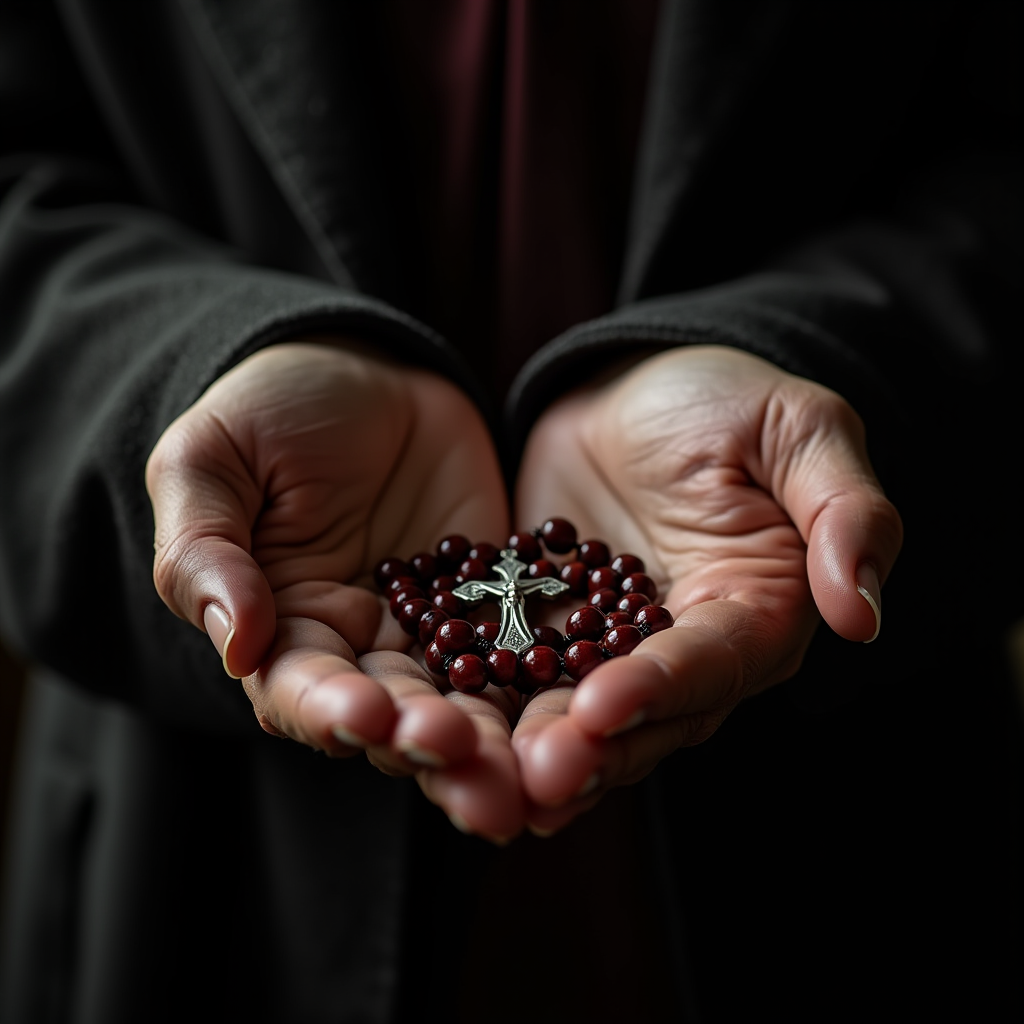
[576, 772, 600, 798]
[204, 604, 240, 678]
[856, 563, 882, 643]
[396, 740, 446, 767]
[604, 708, 646, 737]
[331, 725, 371, 749]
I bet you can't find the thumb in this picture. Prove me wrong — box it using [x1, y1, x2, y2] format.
[146, 415, 276, 677]
[775, 394, 903, 643]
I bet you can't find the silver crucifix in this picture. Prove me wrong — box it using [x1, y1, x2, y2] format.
[452, 549, 569, 654]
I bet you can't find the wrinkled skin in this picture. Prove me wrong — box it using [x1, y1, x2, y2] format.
[147, 342, 901, 841]
[511, 346, 902, 832]
[147, 342, 526, 838]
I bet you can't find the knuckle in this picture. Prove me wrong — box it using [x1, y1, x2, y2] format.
[144, 419, 195, 494]
[150, 529, 204, 610]
[151, 532, 184, 605]
[820, 387, 865, 435]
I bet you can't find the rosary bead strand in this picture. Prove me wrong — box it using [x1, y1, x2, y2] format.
[373, 519, 674, 694]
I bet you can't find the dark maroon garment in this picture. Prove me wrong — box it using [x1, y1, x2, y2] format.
[383, 0, 660, 400]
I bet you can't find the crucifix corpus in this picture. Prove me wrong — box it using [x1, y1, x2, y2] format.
[452, 549, 569, 654]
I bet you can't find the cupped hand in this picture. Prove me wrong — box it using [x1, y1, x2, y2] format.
[512, 345, 903, 829]
[146, 341, 520, 819]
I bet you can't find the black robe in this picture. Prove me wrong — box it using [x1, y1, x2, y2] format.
[1, 2, 1021, 1021]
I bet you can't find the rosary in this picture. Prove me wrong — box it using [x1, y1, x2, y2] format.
[375, 517, 674, 695]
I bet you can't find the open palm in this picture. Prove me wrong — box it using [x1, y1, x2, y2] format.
[147, 342, 902, 843]
[513, 346, 903, 830]
[146, 341, 516, 797]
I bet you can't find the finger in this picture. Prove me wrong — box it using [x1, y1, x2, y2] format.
[359, 649, 478, 769]
[512, 684, 611, 812]
[273, 580, 406, 656]
[568, 600, 792, 739]
[804, 495, 901, 642]
[525, 791, 604, 837]
[511, 683, 574, 750]
[516, 713, 603, 808]
[520, 664, 713, 807]
[521, 713, 704, 808]
[244, 617, 397, 751]
[147, 415, 275, 677]
[517, 617, 747, 806]
[508, 683, 576, 784]
[416, 715, 527, 843]
[772, 390, 903, 642]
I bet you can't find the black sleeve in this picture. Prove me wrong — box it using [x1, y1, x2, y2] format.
[507, 150, 1022, 479]
[0, 157, 476, 734]
[0, 6, 471, 734]
[507, 4, 1023, 630]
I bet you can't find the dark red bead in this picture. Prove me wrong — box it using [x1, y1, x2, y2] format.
[559, 561, 589, 596]
[424, 641, 447, 676]
[587, 566, 622, 593]
[437, 534, 471, 567]
[611, 553, 645, 576]
[389, 584, 425, 615]
[429, 574, 460, 596]
[601, 624, 643, 656]
[564, 640, 606, 681]
[578, 539, 611, 568]
[617, 592, 651, 618]
[508, 532, 542, 563]
[604, 611, 632, 630]
[398, 598, 433, 636]
[448, 653, 489, 693]
[432, 591, 462, 617]
[475, 621, 500, 645]
[374, 558, 413, 590]
[388, 575, 419, 594]
[620, 572, 658, 600]
[410, 552, 439, 582]
[417, 608, 449, 646]
[457, 557, 489, 582]
[435, 618, 477, 655]
[527, 559, 558, 580]
[485, 649, 521, 687]
[588, 588, 620, 613]
[469, 542, 500, 566]
[518, 645, 563, 689]
[634, 604, 674, 635]
[541, 517, 578, 554]
[566, 605, 606, 641]
[532, 625, 565, 652]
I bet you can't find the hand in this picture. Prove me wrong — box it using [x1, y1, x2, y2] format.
[146, 342, 521, 822]
[512, 345, 903, 832]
